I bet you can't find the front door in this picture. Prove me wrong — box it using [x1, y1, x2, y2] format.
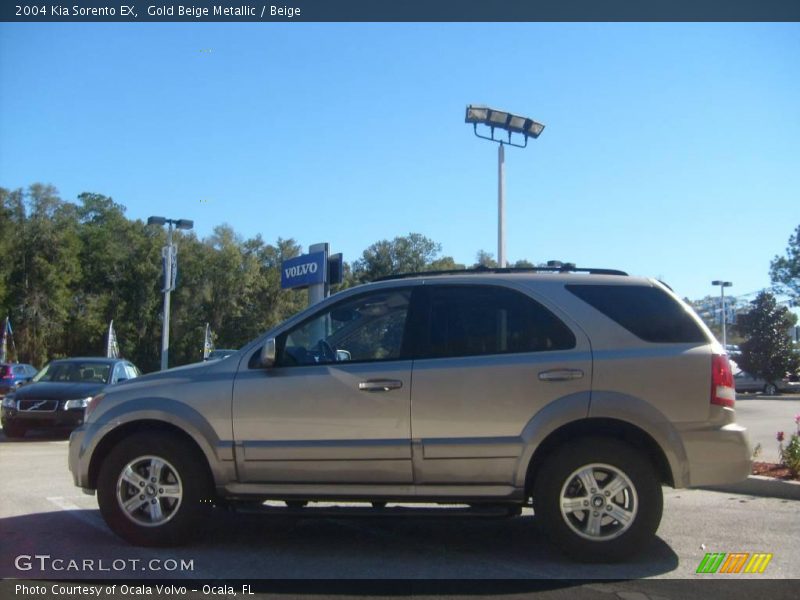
[232, 287, 415, 484]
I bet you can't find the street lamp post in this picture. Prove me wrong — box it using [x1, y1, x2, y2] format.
[466, 105, 544, 268]
[148, 216, 194, 370]
[711, 280, 733, 348]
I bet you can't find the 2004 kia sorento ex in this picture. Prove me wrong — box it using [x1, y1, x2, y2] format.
[68, 268, 750, 561]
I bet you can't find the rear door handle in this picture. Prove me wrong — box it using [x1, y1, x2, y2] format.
[358, 379, 403, 392]
[538, 369, 584, 382]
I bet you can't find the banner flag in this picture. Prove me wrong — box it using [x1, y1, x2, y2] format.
[107, 320, 120, 358]
[203, 323, 214, 359]
[0, 316, 8, 363]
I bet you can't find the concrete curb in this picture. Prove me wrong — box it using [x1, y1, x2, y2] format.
[701, 475, 800, 501]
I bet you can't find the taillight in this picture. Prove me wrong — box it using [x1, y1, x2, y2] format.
[711, 354, 735, 408]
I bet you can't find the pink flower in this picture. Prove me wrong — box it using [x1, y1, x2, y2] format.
[777, 431, 785, 442]
[795, 414, 800, 425]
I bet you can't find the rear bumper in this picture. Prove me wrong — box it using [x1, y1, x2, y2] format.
[681, 422, 751, 487]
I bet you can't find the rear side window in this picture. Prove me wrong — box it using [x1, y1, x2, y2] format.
[566, 284, 707, 343]
[420, 285, 576, 359]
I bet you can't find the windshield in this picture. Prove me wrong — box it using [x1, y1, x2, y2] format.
[33, 361, 111, 384]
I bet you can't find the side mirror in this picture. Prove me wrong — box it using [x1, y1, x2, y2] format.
[260, 338, 277, 368]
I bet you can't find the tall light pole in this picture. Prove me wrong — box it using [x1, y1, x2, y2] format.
[466, 105, 544, 267]
[148, 216, 194, 370]
[711, 280, 733, 348]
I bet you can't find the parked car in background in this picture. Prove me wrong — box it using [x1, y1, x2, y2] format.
[1, 357, 141, 438]
[732, 367, 800, 395]
[0, 363, 39, 397]
[724, 344, 741, 358]
[204, 349, 236, 361]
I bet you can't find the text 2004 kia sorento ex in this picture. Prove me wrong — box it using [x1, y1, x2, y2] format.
[68, 267, 750, 561]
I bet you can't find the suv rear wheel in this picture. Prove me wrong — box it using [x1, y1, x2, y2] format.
[97, 432, 211, 546]
[533, 438, 662, 562]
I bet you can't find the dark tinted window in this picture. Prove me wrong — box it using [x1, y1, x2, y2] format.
[420, 285, 576, 359]
[566, 284, 707, 343]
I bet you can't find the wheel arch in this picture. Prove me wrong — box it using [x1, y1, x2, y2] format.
[524, 418, 675, 495]
[87, 419, 215, 495]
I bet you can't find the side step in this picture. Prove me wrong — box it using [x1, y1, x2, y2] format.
[232, 502, 523, 518]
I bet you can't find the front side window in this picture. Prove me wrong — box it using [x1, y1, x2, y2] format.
[111, 363, 126, 383]
[277, 289, 412, 366]
[419, 285, 576, 359]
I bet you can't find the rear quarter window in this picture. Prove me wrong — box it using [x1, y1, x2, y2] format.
[566, 284, 708, 343]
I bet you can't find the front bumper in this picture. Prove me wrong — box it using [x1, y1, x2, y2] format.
[68, 426, 89, 488]
[681, 422, 751, 487]
[2, 405, 85, 430]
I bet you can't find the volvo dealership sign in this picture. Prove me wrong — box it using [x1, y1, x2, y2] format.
[281, 251, 326, 289]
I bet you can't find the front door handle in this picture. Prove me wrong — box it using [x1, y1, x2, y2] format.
[538, 368, 584, 382]
[358, 379, 403, 392]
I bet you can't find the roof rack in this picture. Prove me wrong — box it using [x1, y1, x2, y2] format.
[374, 264, 628, 282]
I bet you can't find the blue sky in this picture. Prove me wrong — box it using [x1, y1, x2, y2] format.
[1, 23, 798, 303]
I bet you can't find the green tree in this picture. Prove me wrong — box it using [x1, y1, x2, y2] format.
[0, 188, 23, 312]
[736, 292, 799, 382]
[352, 233, 456, 282]
[771, 224, 800, 303]
[473, 250, 497, 268]
[4, 185, 82, 366]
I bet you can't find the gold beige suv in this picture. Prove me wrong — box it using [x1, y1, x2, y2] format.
[68, 268, 750, 561]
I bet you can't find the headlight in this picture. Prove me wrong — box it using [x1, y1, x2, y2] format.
[84, 393, 105, 419]
[1, 395, 16, 409]
[63, 397, 92, 410]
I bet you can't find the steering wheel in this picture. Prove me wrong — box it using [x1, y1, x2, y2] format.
[315, 339, 336, 363]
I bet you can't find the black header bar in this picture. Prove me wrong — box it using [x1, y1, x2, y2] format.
[3, 0, 800, 23]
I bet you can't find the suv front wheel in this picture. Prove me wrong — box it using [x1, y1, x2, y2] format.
[97, 432, 211, 546]
[533, 438, 663, 562]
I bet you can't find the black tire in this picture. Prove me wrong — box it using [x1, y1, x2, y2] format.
[97, 432, 212, 546]
[533, 438, 662, 562]
[764, 383, 778, 396]
[2, 420, 27, 438]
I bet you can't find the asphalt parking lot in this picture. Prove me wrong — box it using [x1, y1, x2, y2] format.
[734, 392, 800, 462]
[1, 418, 798, 591]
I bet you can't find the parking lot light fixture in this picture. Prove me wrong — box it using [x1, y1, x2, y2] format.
[147, 216, 194, 370]
[711, 280, 733, 348]
[465, 104, 544, 268]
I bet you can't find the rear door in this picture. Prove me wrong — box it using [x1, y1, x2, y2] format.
[409, 283, 592, 487]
